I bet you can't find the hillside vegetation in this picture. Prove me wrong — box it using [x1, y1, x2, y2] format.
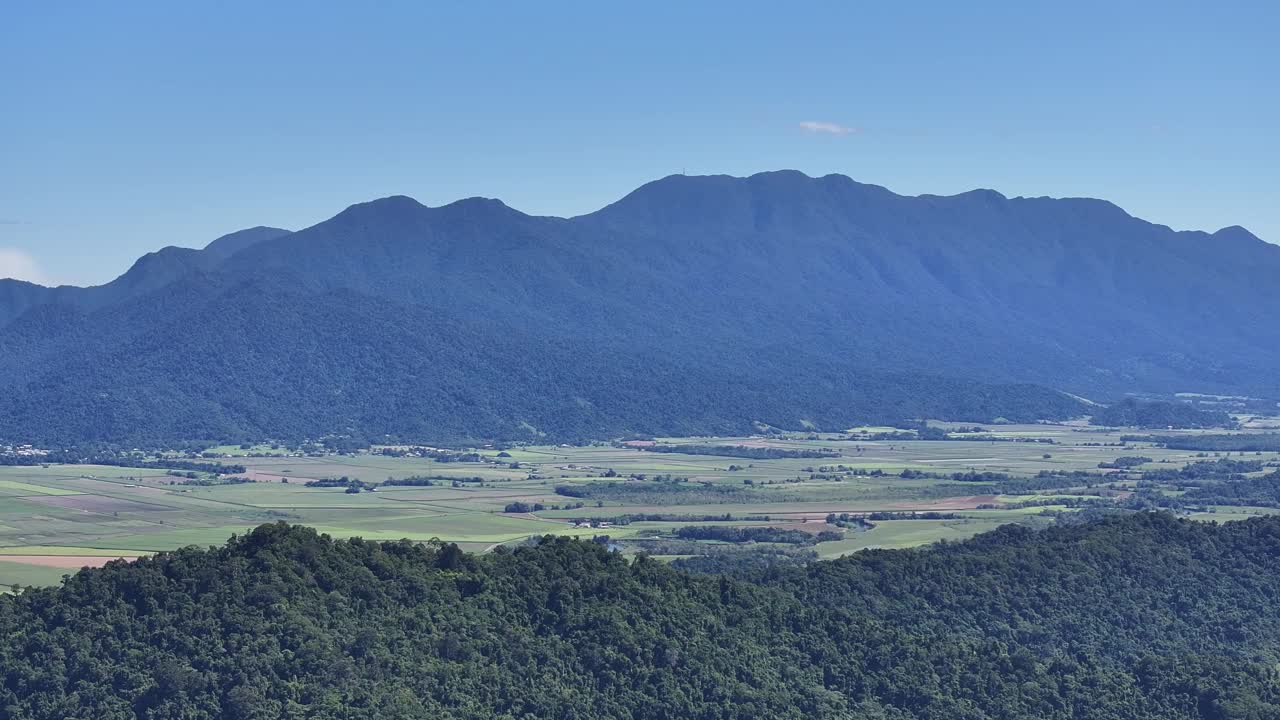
[1090, 398, 1235, 429]
[4, 171, 1279, 444]
[3, 515, 1280, 719]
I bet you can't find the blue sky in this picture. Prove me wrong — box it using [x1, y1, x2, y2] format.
[2, 1, 1275, 286]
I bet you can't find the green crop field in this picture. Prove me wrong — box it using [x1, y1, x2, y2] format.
[2, 419, 1278, 587]
[0, 560, 71, 590]
[0, 480, 83, 496]
[814, 518, 1012, 557]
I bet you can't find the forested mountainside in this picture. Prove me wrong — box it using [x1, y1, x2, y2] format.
[3, 171, 1277, 445]
[0, 227, 290, 328]
[1090, 398, 1237, 429]
[3, 514, 1280, 719]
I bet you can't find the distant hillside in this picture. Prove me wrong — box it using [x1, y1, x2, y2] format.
[0, 226, 289, 327]
[1091, 398, 1237, 429]
[3, 515, 1280, 718]
[3, 171, 1278, 445]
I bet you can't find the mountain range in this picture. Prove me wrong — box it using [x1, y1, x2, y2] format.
[2, 171, 1276, 446]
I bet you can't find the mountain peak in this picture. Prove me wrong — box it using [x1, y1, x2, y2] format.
[335, 195, 428, 220]
[746, 168, 813, 183]
[1213, 225, 1264, 244]
[437, 196, 521, 217]
[586, 170, 897, 232]
[203, 226, 292, 261]
[952, 188, 1008, 202]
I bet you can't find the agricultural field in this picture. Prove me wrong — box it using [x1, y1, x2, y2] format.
[3, 419, 1279, 588]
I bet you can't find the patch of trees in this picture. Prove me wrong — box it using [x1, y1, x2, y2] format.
[1000, 496, 1117, 511]
[572, 512, 767, 526]
[1179, 472, 1280, 507]
[866, 510, 961, 521]
[178, 476, 255, 486]
[899, 469, 1013, 483]
[303, 476, 371, 494]
[914, 424, 951, 440]
[1126, 433, 1280, 452]
[1098, 455, 1152, 469]
[304, 477, 356, 488]
[853, 430, 919, 441]
[379, 475, 457, 487]
[673, 525, 841, 545]
[502, 501, 546, 513]
[903, 468, 1073, 491]
[5, 516, 1280, 718]
[1142, 458, 1265, 483]
[669, 545, 819, 574]
[948, 470, 1013, 483]
[636, 444, 839, 459]
[907, 472, 1117, 500]
[826, 511, 962, 529]
[556, 480, 808, 506]
[1091, 398, 1236, 429]
[0, 451, 245, 475]
[377, 447, 486, 462]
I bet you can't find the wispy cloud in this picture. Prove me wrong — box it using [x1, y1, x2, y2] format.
[0, 247, 49, 285]
[799, 120, 860, 135]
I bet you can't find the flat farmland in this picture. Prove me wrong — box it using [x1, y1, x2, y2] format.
[2, 420, 1278, 588]
[814, 518, 1010, 557]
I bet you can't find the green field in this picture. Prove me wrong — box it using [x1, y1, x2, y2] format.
[814, 518, 1011, 557]
[0, 560, 70, 590]
[0, 480, 82, 496]
[2, 420, 1278, 587]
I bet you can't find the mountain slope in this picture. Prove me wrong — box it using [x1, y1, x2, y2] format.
[2, 515, 1280, 718]
[0, 226, 289, 328]
[0, 273, 1080, 445]
[203, 226, 292, 261]
[1, 171, 1276, 445]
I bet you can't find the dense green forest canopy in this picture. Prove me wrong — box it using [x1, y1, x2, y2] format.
[3, 515, 1280, 719]
[1090, 399, 1236, 429]
[1126, 433, 1280, 452]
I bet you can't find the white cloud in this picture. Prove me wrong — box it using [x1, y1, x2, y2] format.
[0, 247, 50, 285]
[799, 120, 860, 135]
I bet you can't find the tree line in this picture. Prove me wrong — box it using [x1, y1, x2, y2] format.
[3, 515, 1280, 718]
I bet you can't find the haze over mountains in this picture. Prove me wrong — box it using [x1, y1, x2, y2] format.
[2, 171, 1276, 446]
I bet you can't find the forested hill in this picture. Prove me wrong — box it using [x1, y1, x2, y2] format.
[3, 171, 1279, 444]
[4, 514, 1280, 719]
[0, 227, 290, 328]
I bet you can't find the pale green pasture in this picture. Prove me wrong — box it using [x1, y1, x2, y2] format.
[0, 545, 149, 556]
[79, 526, 260, 551]
[0, 560, 71, 589]
[815, 519, 1009, 557]
[1188, 506, 1280, 523]
[0, 480, 82, 496]
[309, 514, 607, 543]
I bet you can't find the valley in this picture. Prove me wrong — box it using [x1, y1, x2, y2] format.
[5, 419, 1278, 590]
[5, 6, 1275, 717]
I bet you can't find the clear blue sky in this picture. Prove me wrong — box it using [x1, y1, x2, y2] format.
[2, 1, 1275, 286]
